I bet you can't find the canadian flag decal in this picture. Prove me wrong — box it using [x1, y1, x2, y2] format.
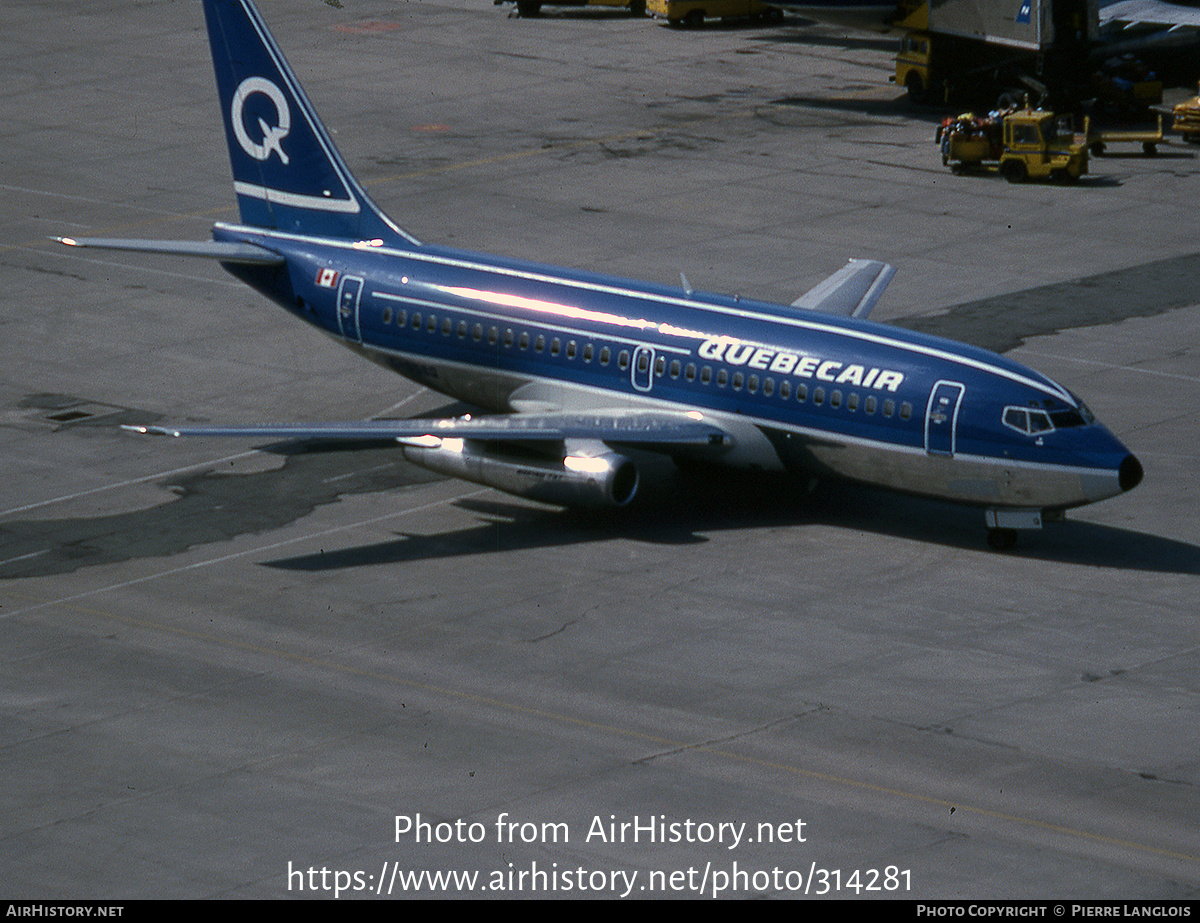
[316, 268, 339, 287]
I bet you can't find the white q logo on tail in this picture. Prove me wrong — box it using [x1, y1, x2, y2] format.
[231, 77, 291, 165]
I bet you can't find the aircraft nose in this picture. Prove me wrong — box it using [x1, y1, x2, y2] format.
[1119, 453, 1144, 493]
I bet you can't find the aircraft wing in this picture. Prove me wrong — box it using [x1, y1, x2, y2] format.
[1101, 0, 1200, 29]
[124, 409, 734, 450]
[791, 259, 896, 319]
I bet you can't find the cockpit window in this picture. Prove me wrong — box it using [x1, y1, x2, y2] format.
[1005, 397, 1093, 436]
[1028, 410, 1052, 433]
[1003, 406, 1053, 436]
[1003, 407, 1030, 433]
[1050, 408, 1087, 428]
[1063, 392, 1096, 426]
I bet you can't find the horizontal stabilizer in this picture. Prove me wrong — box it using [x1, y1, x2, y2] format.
[55, 237, 284, 265]
[123, 410, 733, 449]
[792, 259, 896, 319]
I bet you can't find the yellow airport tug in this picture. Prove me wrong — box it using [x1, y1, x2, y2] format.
[938, 107, 1089, 183]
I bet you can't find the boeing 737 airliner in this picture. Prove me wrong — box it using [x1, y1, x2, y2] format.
[59, 0, 1142, 549]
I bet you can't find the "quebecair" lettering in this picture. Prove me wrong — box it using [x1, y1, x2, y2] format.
[697, 337, 905, 392]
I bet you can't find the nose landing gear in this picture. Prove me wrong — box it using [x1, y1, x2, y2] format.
[984, 507, 1052, 552]
[987, 527, 1019, 551]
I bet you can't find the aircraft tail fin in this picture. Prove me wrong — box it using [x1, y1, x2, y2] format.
[202, 0, 418, 247]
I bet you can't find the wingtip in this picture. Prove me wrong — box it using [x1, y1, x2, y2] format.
[121, 424, 180, 437]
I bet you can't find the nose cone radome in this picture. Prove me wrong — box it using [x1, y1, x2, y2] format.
[1119, 453, 1144, 493]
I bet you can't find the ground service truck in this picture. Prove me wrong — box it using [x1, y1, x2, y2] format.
[893, 0, 1101, 106]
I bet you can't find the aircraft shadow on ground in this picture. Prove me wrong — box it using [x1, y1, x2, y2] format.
[755, 28, 900, 53]
[3, 443, 1192, 580]
[261, 467, 1200, 575]
[769, 93, 928, 122]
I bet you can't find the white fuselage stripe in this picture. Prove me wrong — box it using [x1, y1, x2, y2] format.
[358, 337, 1116, 481]
[234, 181, 360, 213]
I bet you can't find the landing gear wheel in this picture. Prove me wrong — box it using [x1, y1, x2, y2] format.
[1002, 159, 1027, 184]
[905, 72, 925, 105]
[987, 528, 1018, 551]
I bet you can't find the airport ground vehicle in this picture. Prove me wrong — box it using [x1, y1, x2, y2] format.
[1090, 55, 1164, 114]
[938, 107, 1089, 182]
[647, 0, 775, 26]
[1173, 83, 1200, 141]
[892, 0, 1097, 106]
[793, 1, 1198, 107]
[1087, 115, 1164, 155]
[505, 0, 645, 17]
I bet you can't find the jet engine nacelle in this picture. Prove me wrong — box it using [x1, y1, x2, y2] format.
[399, 437, 639, 508]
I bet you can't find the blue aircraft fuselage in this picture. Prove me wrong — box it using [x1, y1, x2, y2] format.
[213, 222, 1141, 515]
